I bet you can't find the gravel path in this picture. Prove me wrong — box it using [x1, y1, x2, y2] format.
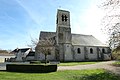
[58, 61, 120, 75]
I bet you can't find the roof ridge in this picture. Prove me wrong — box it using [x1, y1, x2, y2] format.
[16, 48, 31, 49]
[72, 33, 92, 36]
[40, 31, 56, 33]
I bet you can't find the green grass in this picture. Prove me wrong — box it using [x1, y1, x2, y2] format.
[114, 61, 120, 64]
[58, 62, 98, 66]
[112, 61, 120, 66]
[30, 61, 99, 66]
[0, 69, 120, 80]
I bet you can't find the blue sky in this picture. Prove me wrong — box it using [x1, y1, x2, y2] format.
[0, 0, 106, 50]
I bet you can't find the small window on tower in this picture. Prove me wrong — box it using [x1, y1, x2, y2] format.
[77, 48, 81, 54]
[62, 15, 64, 21]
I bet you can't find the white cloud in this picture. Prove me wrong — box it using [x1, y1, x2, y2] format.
[84, 6, 108, 43]
[71, 1, 108, 44]
[16, 0, 46, 27]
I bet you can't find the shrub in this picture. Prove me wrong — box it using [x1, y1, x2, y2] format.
[6, 64, 57, 73]
[40, 60, 49, 63]
[112, 47, 120, 60]
[30, 61, 41, 64]
[30, 61, 50, 64]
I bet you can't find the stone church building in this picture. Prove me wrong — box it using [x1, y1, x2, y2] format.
[35, 9, 111, 61]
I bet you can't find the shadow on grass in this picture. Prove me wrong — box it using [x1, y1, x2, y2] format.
[0, 70, 57, 74]
[0, 70, 6, 72]
[72, 71, 120, 80]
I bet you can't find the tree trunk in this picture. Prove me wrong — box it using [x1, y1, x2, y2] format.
[45, 53, 47, 64]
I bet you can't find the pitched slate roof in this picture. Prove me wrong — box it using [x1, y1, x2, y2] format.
[39, 31, 108, 47]
[72, 34, 107, 47]
[39, 31, 56, 40]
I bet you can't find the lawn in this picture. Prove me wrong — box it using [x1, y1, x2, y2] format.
[0, 69, 120, 80]
[58, 62, 98, 66]
[31, 61, 99, 66]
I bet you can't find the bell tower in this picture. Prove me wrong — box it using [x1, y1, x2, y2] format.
[56, 9, 70, 27]
[56, 9, 71, 44]
[56, 9, 73, 61]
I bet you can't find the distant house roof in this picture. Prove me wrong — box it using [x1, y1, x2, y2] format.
[12, 48, 31, 53]
[39, 31, 108, 47]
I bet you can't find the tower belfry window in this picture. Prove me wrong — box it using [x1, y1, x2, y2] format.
[65, 15, 68, 21]
[61, 15, 68, 22]
[62, 15, 64, 21]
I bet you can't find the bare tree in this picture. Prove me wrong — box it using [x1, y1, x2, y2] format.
[100, 0, 120, 60]
[35, 37, 55, 64]
[101, 0, 120, 49]
[27, 38, 39, 50]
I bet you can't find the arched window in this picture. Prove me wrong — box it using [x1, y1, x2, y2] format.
[90, 48, 93, 54]
[102, 48, 105, 53]
[77, 48, 81, 54]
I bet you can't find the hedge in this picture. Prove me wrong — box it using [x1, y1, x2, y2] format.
[30, 61, 41, 64]
[6, 64, 57, 73]
[30, 61, 49, 64]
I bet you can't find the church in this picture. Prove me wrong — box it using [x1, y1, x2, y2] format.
[35, 9, 111, 61]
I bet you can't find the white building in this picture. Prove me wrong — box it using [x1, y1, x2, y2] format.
[35, 9, 111, 61]
[10, 48, 35, 61]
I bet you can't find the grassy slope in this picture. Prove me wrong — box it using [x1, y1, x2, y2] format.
[0, 69, 120, 80]
[58, 62, 98, 66]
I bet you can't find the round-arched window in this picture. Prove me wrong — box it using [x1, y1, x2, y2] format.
[77, 48, 81, 54]
[90, 48, 93, 54]
[102, 48, 105, 53]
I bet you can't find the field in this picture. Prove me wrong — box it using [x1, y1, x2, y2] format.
[0, 69, 120, 80]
